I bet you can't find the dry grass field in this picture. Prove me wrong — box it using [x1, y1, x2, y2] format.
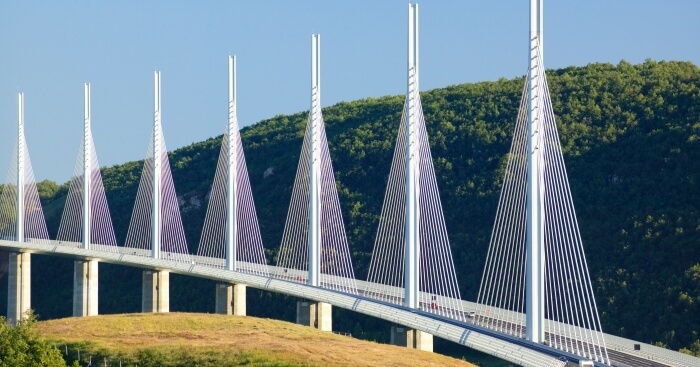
[37, 313, 476, 367]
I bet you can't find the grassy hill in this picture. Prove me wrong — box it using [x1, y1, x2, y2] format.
[36, 313, 477, 367]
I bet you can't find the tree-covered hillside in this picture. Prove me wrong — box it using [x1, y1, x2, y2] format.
[1, 59, 699, 354]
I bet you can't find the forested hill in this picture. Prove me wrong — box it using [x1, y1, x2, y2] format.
[5, 60, 700, 353]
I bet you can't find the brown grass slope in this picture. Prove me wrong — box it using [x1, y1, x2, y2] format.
[37, 312, 476, 367]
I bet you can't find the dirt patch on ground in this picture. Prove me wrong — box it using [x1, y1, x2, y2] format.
[37, 312, 475, 367]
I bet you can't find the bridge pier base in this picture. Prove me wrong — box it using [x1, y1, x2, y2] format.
[215, 283, 246, 316]
[73, 260, 98, 317]
[7, 252, 31, 325]
[296, 300, 332, 331]
[142, 270, 169, 313]
[390, 325, 433, 352]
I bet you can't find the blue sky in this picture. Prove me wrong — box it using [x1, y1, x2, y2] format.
[1, 1, 699, 183]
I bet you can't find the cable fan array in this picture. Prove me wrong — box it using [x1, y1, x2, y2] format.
[0, 32, 613, 366]
[476, 42, 608, 363]
[196, 130, 268, 275]
[0, 138, 50, 243]
[56, 133, 118, 252]
[276, 109, 358, 294]
[124, 126, 190, 263]
[366, 73, 464, 321]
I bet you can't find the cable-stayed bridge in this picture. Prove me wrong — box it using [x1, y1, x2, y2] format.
[1, 2, 699, 367]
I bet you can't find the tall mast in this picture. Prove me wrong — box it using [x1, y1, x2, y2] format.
[226, 55, 238, 271]
[526, 0, 545, 344]
[83, 83, 92, 250]
[404, 2, 420, 309]
[152, 71, 162, 259]
[17, 93, 25, 243]
[308, 34, 321, 287]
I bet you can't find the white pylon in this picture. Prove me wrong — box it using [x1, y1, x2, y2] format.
[404, 2, 420, 310]
[152, 71, 162, 260]
[526, 0, 546, 344]
[83, 83, 92, 250]
[226, 55, 238, 272]
[308, 34, 321, 287]
[16, 93, 25, 243]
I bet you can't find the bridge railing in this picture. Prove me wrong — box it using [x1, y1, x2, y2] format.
[0, 237, 569, 367]
[16, 238, 698, 367]
[602, 333, 700, 367]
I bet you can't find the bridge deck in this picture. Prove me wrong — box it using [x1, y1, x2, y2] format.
[2, 239, 699, 367]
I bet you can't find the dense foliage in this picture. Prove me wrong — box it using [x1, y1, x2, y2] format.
[1, 59, 698, 353]
[0, 314, 69, 367]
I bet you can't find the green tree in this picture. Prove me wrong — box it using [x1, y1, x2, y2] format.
[0, 313, 67, 367]
[36, 179, 60, 201]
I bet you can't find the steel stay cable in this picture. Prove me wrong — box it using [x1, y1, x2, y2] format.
[543, 92, 607, 361]
[476, 80, 528, 328]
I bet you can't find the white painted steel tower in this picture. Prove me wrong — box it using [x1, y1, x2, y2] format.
[152, 71, 162, 260]
[82, 83, 92, 250]
[526, 0, 545, 343]
[16, 93, 25, 245]
[308, 34, 322, 287]
[226, 55, 238, 272]
[404, 2, 420, 310]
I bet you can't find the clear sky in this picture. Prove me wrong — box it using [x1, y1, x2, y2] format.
[1, 1, 699, 183]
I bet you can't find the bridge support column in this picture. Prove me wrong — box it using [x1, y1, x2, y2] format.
[73, 260, 98, 317]
[7, 252, 31, 325]
[390, 325, 433, 352]
[142, 270, 169, 313]
[296, 300, 331, 331]
[215, 283, 246, 316]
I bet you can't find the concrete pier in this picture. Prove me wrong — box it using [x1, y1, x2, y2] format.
[73, 260, 98, 316]
[296, 300, 332, 331]
[215, 283, 246, 316]
[7, 252, 31, 325]
[142, 270, 169, 313]
[390, 325, 433, 352]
